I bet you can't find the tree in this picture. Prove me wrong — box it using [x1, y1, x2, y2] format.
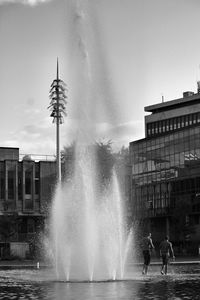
[61, 142, 76, 182]
[114, 146, 130, 192]
[22, 155, 32, 161]
[95, 140, 115, 186]
[61, 140, 115, 187]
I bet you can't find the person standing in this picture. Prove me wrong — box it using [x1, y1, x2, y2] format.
[159, 236, 175, 275]
[141, 232, 155, 275]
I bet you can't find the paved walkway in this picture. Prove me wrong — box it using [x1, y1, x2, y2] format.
[0, 257, 199, 268]
[133, 256, 200, 266]
[0, 260, 51, 268]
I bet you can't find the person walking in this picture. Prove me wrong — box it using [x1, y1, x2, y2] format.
[159, 236, 175, 275]
[141, 232, 154, 275]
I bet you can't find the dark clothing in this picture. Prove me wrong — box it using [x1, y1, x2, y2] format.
[159, 239, 174, 275]
[161, 253, 169, 266]
[141, 236, 154, 269]
[143, 250, 151, 266]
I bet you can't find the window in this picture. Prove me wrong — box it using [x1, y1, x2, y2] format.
[189, 114, 193, 126]
[162, 121, 166, 133]
[155, 122, 158, 134]
[177, 117, 181, 129]
[8, 170, 14, 200]
[170, 119, 173, 131]
[18, 164, 22, 200]
[25, 198, 33, 210]
[35, 180, 39, 195]
[158, 121, 162, 133]
[25, 171, 32, 194]
[35, 164, 40, 195]
[147, 124, 151, 136]
[152, 123, 155, 135]
[0, 164, 4, 199]
[197, 113, 200, 123]
[174, 118, 177, 129]
[166, 120, 169, 131]
[185, 115, 189, 126]
[193, 113, 197, 124]
[181, 116, 184, 128]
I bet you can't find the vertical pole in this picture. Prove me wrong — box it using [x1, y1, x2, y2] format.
[49, 58, 66, 184]
[56, 58, 61, 183]
[56, 107, 61, 183]
[55, 61, 60, 279]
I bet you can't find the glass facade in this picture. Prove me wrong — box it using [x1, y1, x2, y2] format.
[131, 93, 200, 253]
[147, 112, 200, 137]
[130, 125, 200, 229]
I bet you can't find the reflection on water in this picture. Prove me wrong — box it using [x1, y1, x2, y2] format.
[0, 265, 200, 299]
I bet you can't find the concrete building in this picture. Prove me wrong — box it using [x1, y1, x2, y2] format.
[130, 89, 200, 254]
[0, 147, 56, 258]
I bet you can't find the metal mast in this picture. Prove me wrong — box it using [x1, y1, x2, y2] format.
[48, 58, 67, 182]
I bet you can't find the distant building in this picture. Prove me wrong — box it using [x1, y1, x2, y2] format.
[130, 88, 200, 254]
[0, 147, 56, 258]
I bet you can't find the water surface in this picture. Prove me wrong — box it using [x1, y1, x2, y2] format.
[0, 264, 200, 299]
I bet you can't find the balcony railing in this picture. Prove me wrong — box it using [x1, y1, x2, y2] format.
[19, 154, 56, 162]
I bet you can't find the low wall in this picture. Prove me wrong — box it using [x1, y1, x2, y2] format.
[10, 242, 29, 258]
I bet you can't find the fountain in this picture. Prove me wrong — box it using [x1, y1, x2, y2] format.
[1, 1, 200, 298]
[50, 146, 132, 282]
[48, 0, 133, 282]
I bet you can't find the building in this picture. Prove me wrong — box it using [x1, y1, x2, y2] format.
[130, 88, 200, 254]
[0, 147, 56, 258]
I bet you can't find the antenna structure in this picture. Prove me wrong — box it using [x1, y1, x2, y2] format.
[48, 58, 67, 182]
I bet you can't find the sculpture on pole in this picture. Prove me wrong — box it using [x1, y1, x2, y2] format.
[48, 58, 67, 182]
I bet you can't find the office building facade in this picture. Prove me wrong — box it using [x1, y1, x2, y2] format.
[130, 90, 200, 253]
[0, 147, 56, 258]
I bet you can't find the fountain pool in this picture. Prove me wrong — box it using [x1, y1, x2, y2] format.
[0, 263, 200, 299]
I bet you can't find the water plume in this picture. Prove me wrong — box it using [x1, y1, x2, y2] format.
[48, 0, 134, 281]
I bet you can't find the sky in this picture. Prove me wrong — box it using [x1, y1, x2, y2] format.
[1, 0, 200, 156]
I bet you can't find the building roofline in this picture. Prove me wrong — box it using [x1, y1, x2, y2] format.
[145, 92, 200, 113]
[129, 137, 146, 146]
[0, 147, 19, 150]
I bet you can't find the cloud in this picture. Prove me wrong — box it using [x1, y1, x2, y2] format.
[2, 116, 145, 156]
[3, 118, 55, 155]
[96, 120, 144, 144]
[111, 121, 144, 150]
[62, 119, 145, 150]
[0, 0, 52, 6]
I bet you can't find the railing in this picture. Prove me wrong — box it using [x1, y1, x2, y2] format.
[19, 153, 56, 162]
